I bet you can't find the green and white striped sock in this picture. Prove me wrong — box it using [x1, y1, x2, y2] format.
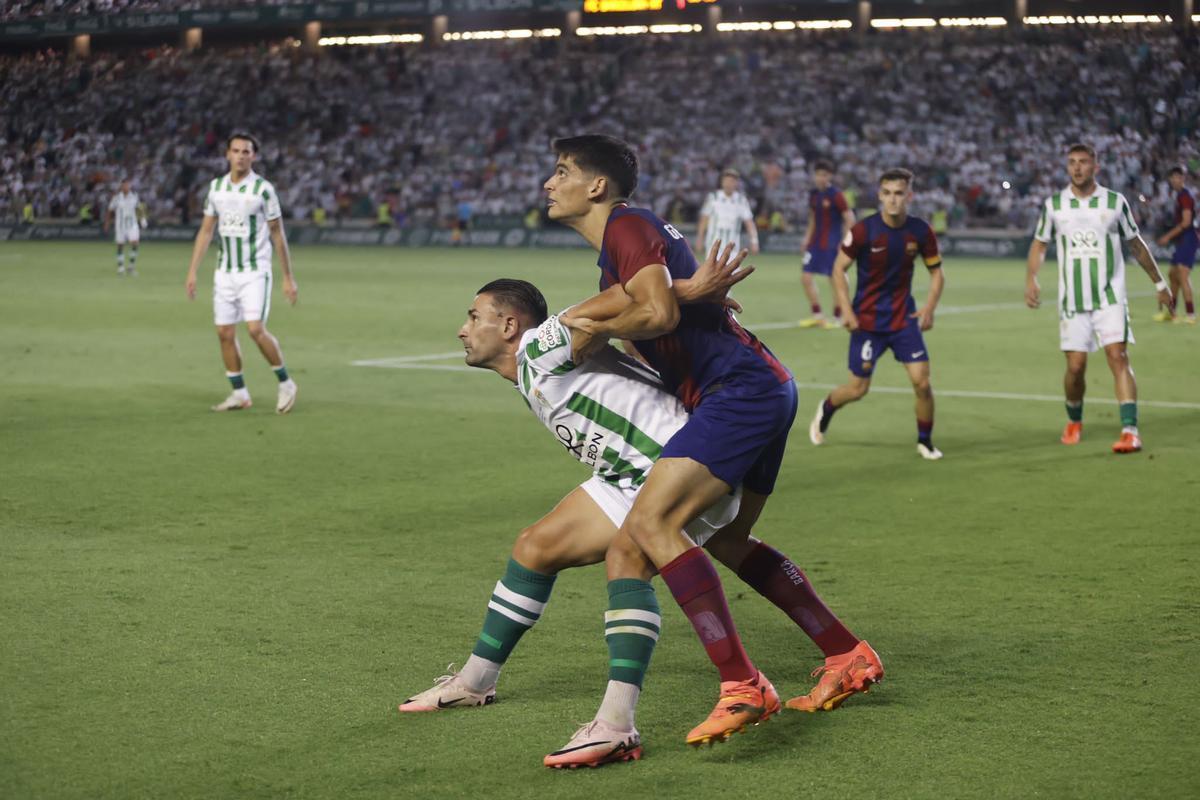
[460, 558, 555, 691]
[597, 578, 660, 729]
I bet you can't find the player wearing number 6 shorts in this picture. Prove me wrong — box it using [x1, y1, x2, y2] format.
[1025, 143, 1172, 453]
[810, 168, 946, 460]
[185, 133, 300, 414]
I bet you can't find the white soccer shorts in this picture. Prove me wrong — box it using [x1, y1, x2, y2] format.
[1059, 302, 1134, 353]
[213, 270, 272, 326]
[580, 475, 742, 547]
[114, 222, 140, 245]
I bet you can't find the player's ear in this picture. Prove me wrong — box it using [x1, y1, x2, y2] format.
[587, 175, 608, 203]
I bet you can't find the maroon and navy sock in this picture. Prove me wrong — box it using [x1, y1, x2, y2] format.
[819, 395, 839, 433]
[811, 302, 822, 316]
[1187, 300, 1196, 316]
[917, 418, 934, 446]
[659, 546, 756, 683]
[735, 541, 859, 657]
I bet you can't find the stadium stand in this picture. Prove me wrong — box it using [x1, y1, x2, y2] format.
[2, 25, 1197, 230]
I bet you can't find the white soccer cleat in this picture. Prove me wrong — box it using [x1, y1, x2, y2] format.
[398, 666, 495, 713]
[276, 380, 298, 414]
[917, 442, 944, 460]
[543, 718, 642, 769]
[808, 401, 825, 446]
[211, 392, 252, 412]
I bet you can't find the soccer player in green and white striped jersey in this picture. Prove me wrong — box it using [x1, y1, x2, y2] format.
[400, 268, 872, 769]
[104, 179, 145, 276]
[1026, 143, 1172, 453]
[185, 133, 299, 414]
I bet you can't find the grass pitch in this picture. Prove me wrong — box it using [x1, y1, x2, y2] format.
[1, 241, 1197, 799]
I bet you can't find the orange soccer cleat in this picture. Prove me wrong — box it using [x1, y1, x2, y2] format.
[685, 670, 780, 747]
[785, 640, 884, 713]
[1060, 421, 1082, 445]
[1112, 431, 1142, 454]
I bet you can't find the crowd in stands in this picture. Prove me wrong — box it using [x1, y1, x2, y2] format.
[1, 0, 304, 21]
[2, 24, 1198, 233]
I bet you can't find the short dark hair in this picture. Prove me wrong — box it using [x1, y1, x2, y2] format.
[813, 159, 835, 174]
[1168, 165, 1187, 177]
[1067, 142, 1096, 159]
[553, 134, 639, 200]
[226, 132, 260, 153]
[477, 279, 548, 326]
[878, 167, 914, 187]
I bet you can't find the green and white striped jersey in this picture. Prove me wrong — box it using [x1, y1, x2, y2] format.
[108, 191, 140, 232]
[1033, 184, 1140, 314]
[203, 171, 282, 273]
[700, 190, 753, 251]
[516, 313, 688, 489]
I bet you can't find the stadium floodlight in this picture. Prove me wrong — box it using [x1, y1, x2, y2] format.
[443, 28, 561, 40]
[576, 24, 701, 36]
[939, 17, 1007, 27]
[871, 18, 938, 28]
[318, 34, 424, 46]
[1023, 15, 1168, 25]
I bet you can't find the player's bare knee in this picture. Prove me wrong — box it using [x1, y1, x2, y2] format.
[849, 381, 870, 400]
[215, 326, 236, 343]
[913, 377, 932, 397]
[512, 524, 557, 572]
[247, 323, 270, 342]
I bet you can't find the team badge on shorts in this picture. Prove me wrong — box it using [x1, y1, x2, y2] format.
[862, 360, 874, 372]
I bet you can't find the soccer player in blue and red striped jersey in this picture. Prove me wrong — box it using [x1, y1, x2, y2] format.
[1153, 166, 1197, 323]
[800, 160, 855, 329]
[810, 168, 947, 459]
[543, 134, 882, 757]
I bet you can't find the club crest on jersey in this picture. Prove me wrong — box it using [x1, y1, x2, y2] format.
[822, 199, 831, 209]
[533, 388, 551, 409]
[905, 240, 919, 256]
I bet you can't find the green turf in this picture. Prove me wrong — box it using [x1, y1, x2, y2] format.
[1, 241, 1197, 799]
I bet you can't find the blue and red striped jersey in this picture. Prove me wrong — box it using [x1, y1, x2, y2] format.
[1175, 189, 1198, 243]
[597, 205, 791, 410]
[841, 213, 942, 332]
[808, 186, 849, 250]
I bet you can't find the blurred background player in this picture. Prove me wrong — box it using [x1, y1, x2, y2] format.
[184, 133, 300, 414]
[104, 179, 146, 276]
[1025, 143, 1171, 454]
[695, 168, 758, 258]
[1153, 166, 1196, 324]
[800, 161, 855, 329]
[810, 168, 946, 460]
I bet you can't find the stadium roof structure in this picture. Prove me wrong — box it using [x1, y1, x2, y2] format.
[0, 0, 1190, 49]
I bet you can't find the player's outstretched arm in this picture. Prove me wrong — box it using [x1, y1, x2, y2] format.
[1025, 240, 1047, 308]
[1129, 235, 1172, 308]
[185, 215, 217, 300]
[268, 218, 298, 305]
[562, 265, 678, 348]
[831, 250, 857, 330]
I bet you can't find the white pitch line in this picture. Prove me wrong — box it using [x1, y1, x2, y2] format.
[351, 355, 1200, 410]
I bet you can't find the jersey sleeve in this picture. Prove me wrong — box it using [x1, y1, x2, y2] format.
[203, 179, 217, 217]
[921, 223, 942, 268]
[521, 313, 576, 375]
[1033, 198, 1054, 243]
[1116, 194, 1139, 241]
[699, 192, 714, 218]
[840, 221, 867, 259]
[262, 183, 282, 221]
[833, 191, 849, 213]
[605, 214, 667, 285]
[1180, 191, 1195, 215]
[739, 195, 754, 222]
[107, 196, 117, 211]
